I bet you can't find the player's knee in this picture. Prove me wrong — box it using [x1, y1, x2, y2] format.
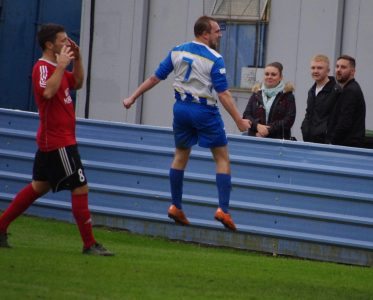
[31, 181, 50, 195]
[72, 184, 89, 195]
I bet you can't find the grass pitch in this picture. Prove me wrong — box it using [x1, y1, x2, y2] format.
[0, 215, 372, 300]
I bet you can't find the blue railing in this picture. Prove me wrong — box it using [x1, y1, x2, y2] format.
[1, 108, 373, 266]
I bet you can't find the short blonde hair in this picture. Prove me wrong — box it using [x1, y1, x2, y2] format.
[311, 54, 330, 66]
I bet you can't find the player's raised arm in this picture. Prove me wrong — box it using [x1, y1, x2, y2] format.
[123, 75, 161, 109]
[68, 37, 84, 90]
[43, 44, 73, 99]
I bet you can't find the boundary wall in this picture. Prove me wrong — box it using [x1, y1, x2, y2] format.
[1, 108, 373, 266]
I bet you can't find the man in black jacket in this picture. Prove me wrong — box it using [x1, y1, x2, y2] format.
[301, 55, 341, 143]
[326, 55, 366, 147]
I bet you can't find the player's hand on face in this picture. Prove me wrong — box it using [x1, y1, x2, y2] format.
[67, 37, 80, 59]
[123, 97, 136, 109]
[56, 45, 74, 68]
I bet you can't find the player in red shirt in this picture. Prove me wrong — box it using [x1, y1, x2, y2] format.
[0, 24, 113, 256]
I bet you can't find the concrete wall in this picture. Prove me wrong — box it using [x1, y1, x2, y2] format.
[342, 0, 373, 136]
[266, 0, 344, 139]
[77, 0, 149, 124]
[141, 0, 203, 127]
[78, 0, 373, 141]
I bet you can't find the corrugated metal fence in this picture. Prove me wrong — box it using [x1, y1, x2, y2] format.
[1, 108, 373, 266]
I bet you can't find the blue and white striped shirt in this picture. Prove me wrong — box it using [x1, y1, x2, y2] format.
[155, 41, 228, 104]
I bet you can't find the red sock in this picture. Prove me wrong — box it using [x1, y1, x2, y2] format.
[71, 193, 96, 249]
[0, 183, 40, 233]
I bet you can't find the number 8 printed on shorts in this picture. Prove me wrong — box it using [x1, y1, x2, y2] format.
[78, 168, 85, 182]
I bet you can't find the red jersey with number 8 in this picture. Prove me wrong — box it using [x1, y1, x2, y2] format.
[32, 59, 77, 151]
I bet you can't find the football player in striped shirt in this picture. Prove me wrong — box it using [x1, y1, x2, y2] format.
[123, 16, 251, 230]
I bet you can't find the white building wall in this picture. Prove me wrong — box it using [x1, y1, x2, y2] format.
[342, 0, 373, 135]
[141, 0, 203, 127]
[78, 0, 373, 142]
[77, 0, 149, 124]
[266, 0, 344, 139]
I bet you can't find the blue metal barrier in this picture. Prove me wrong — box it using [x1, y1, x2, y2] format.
[1, 108, 373, 266]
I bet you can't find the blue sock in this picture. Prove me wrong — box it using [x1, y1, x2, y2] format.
[169, 168, 184, 209]
[216, 173, 231, 213]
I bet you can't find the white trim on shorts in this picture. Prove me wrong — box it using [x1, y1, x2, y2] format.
[58, 147, 73, 176]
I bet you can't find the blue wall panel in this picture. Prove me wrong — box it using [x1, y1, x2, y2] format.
[1, 108, 373, 266]
[0, 0, 38, 110]
[0, 0, 82, 111]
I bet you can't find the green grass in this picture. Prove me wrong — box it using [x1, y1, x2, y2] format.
[0, 216, 373, 300]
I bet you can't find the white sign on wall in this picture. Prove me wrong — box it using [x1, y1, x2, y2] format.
[240, 67, 264, 89]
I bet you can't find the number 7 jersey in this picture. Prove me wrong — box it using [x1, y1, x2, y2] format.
[155, 41, 228, 104]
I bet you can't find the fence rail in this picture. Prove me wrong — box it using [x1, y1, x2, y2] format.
[1, 108, 373, 266]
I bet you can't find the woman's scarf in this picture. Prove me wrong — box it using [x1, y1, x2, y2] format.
[261, 81, 285, 123]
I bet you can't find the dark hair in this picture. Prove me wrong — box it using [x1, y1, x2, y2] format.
[194, 16, 217, 37]
[37, 23, 66, 50]
[266, 61, 283, 76]
[337, 55, 356, 68]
